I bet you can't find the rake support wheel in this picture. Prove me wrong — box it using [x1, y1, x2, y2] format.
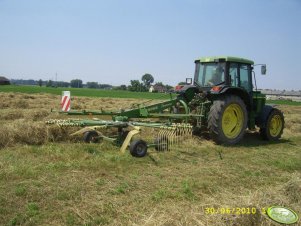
[83, 131, 102, 143]
[129, 139, 148, 157]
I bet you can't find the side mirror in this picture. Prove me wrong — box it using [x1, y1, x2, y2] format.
[261, 65, 267, 75]
[186, 78, 192, 85]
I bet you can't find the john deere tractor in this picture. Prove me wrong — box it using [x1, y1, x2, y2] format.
[49, 56, 285, 155]
[177, 56, 284, 144]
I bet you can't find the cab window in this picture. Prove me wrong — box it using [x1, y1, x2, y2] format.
[229, 63, 251, 92]
[229, 63, 238, 87]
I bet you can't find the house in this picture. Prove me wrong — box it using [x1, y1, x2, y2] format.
[149, 85, 154, 92]
[153, 84, 167, 93]
[0, 76, 10, 85]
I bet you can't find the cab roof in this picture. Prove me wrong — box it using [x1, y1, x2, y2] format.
[195, 56, 254, 65]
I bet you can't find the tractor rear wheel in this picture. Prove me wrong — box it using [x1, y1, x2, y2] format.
[260, 108, 284, 141]
[208, 95, 247, 144]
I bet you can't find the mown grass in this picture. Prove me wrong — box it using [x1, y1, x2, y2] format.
[0, 85, 171, 99]
[0, 92, 301, 225]
[0, 137, 300, 225]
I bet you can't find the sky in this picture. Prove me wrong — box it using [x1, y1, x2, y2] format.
[0, 0, 300, 90]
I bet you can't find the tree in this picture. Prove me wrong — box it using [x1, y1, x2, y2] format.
[38, 79, 43, 87]
[141, 73, 154, 89]
[120, 85, 127, 90]
[114, 84, 127, 90]
[70, 79, 83, 88]
[165, 84, 173, 91]
[99, 84, 112, 89]
[129, 80, 141, 92]
[46, 80, 53, 87]
[154, 82, 164, 86]
[56, 81, 70, 87]
[87, 82, 99, 89]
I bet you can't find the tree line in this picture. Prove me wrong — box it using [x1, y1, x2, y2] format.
[10, 73, 175, 92]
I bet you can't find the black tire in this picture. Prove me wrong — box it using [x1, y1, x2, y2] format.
[208, 95, 248, 145]
[83, 131, 101, 143]
[260, 108, 284, 141]
[129, 140, 148, 157]
[154, 137, 169, 151]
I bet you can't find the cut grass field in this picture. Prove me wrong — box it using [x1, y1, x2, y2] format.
[0, 92, 300, 226]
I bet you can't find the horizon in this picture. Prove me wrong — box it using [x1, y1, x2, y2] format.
[6, 78, 301, 92]
[0, 0, 300, 90]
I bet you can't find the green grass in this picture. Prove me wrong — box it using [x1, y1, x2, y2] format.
[1, 85, 300, 105]
[267, 99, 301, 106]
[0, 85, 171, 99]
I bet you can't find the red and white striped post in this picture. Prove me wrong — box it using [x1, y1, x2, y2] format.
[61, 91, 71, 112]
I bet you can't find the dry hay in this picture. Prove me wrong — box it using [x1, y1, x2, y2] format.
[0, 92, 153, 149]
[0, 119, 48, 148]
[0, 92, 301, 150]
[278, 105, 301, 136]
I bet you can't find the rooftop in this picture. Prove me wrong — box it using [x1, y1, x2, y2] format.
[196, 56, 254, 65]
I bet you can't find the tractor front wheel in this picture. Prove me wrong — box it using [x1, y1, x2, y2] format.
[208, 95, 247, 144]
[260, 108, 284, 141]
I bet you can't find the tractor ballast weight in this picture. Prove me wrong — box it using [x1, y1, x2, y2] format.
[47, 56, 284, 156]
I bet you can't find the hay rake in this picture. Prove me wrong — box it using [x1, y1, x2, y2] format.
[46, 118, 193, 157]
[46, 89, 210, 157]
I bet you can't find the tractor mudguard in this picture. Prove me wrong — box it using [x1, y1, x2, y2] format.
[255, 105, 274, 128]
[214, 87, 251, 109]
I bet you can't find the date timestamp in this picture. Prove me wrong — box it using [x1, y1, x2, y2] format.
[205, 207, 267, 215]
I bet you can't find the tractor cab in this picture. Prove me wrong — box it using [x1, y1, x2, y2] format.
[194, 56, 254, 93]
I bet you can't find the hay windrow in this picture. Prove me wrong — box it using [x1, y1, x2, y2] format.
[0, 120, 47, 148]
[0, 93, 153, 149]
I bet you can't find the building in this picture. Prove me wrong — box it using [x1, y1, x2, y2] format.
[152, 84, 167, 93]
[0, 76, 10, 85]
[260, 89, 301, 102]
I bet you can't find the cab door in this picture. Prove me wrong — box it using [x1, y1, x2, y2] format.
[229, 63, 252, 92]
[239, 64, 252, 92]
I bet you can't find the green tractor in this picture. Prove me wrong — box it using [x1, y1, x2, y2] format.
[177, 56, 284, 144]
[48, 56, 285, 156]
